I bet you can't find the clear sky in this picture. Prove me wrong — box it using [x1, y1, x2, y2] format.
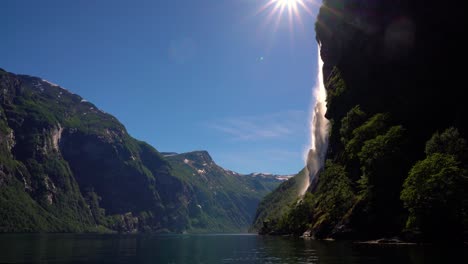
[1, 0, 321, 175]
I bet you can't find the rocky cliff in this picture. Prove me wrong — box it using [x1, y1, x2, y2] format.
[0, 69, 283, 233]
[253, 0, 467, 241]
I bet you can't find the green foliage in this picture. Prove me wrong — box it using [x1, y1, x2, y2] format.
[3, 70, 274, 234]
[352, 125, 408, 234]
[314, 0, 468, 242]
[401, 153, 465, 239]
[357, 125, 405, 199]
[345, 113, 390, 159]
[401, 128, 468, 240]
[85, 190, 106, 225]
[326, 67, 347, 105]
[340, 105, 367, 145]
[273, 193, 315, 235]
[425, 127, 468, 163]
[257, 161, 355, 237]
[323, 66, 353, 119]
[308, 160, 355, 237]
[252, 168, 307, 232]
[314, 161, 355, 223]
[167, 151, 283, 233]
[0, 177, 88, 232]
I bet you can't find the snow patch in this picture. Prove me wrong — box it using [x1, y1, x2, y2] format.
[41, 79, 69, 92]
[42, 79, 59, 87]
[223, 168, 239, 175]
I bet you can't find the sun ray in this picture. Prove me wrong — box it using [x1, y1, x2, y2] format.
[297, 0, 315, 16]
[272, 3, 287, 33]
[255, 0, 278, 16]
[254, 0, 319, 56]
[288, 3, 294, 33]
[256, 0, 317, 34]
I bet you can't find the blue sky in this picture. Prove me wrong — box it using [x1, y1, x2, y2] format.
[1, 0, 321, 175]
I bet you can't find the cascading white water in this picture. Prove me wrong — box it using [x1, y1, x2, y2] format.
[299, 46, 330, 196]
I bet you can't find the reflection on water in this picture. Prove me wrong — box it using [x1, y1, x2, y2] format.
[0, 233, 466, 263]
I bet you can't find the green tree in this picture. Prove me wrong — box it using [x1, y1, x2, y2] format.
[311, 160, 355, 237]
[424, 127, 468, 237]
[356, 125, 407, 234]
[425, 127, 468, 164]
[276, 192, 315, 235]
[401, 153, 465, 240]
[345, 113, 390, 159]
[342, 112, 392, 183]
[358, 125, 405, 198]
[340, 105, 367, 145]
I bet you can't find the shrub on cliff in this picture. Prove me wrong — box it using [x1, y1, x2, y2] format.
[401, 153, 465, 240]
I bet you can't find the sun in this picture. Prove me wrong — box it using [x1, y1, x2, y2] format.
[276, 0, 301, 9]
[257, 0, 316, 32]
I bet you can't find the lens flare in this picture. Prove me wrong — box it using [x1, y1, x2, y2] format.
[257, 0, 317, 33]
[276, 0, 300, 9]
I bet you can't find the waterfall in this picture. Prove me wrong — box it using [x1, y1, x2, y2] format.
[299, 46, 329, 196]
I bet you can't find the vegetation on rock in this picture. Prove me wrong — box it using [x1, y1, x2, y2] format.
[0, 69, 282, 233]
[253, 0, 467, 242]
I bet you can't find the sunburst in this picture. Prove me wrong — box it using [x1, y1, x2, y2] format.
[258, 0, 316, 32]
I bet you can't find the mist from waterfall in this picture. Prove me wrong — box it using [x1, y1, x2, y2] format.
[299, 47, 330, 196]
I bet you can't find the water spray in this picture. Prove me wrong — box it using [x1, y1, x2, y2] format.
[299, 46, 330, 196]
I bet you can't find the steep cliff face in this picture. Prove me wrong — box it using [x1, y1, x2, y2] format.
[0, 69, 282, 233]
[0, 69, 193, 232]
[1, 70, 95, 231]
[254, 0, 467, 240]
[317, 0, 466, 139]
[315, 0, 467, 240]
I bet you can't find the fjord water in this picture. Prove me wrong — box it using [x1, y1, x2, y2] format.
[1, 234, 466, 264]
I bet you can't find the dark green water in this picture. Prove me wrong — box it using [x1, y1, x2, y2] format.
[0, 234, 466, 263]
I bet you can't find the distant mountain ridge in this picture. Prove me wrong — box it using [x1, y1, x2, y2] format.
[162, 151, 292, 182]
[0, 68, 285, 233]
[250, 168, 307, 232]
[164, 151, 287, 231]
[245, 172, 293, 182]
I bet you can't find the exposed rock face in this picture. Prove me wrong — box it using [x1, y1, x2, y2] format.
[317, 0, 466, 133]
[0, 68, 283, 233]
[0, 69, 195, 232]
[312, 0, 467, 238]
[253, 0, 467, 239]
[51, 124, 63, 152]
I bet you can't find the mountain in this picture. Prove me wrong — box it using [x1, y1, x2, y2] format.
[244, 172, 293, 182]
[164, 151, 285, 232]
[250, 168, 307, 232]
[0, 69, 283, 233]
[255, 0, 467, 242]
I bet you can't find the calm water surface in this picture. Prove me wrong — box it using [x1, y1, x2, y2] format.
[0, 233, 466, 263]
